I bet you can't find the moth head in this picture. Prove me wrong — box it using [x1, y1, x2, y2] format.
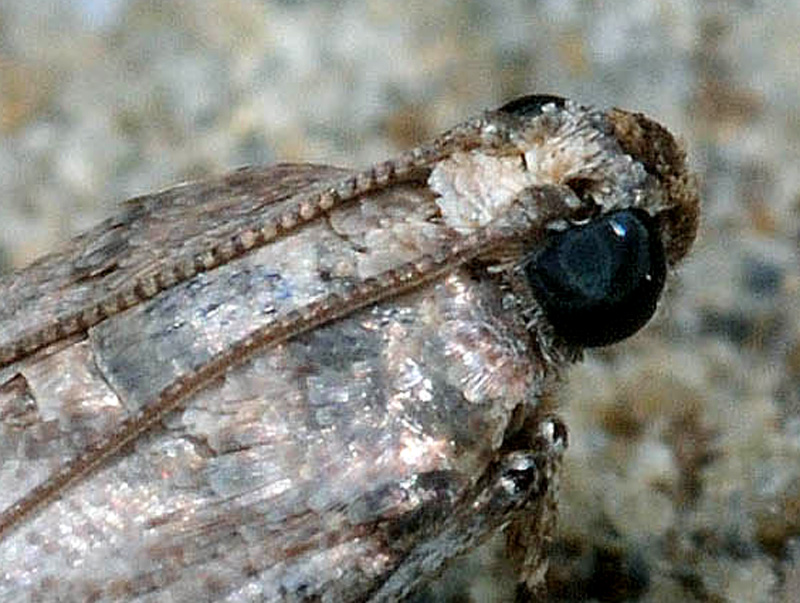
[431, 96, 699, 349]
[512, 101, 698, 348]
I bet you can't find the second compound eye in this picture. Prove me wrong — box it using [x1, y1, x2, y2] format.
[524, 209, 667, 347]
[497, 94, 567, 118]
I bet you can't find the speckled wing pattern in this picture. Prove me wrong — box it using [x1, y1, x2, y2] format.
[0, 163, 351, 359]
[0, 98, 698, 602]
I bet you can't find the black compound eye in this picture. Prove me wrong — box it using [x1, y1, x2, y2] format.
[525, 209, 667, 347]
[497, 94, 567, 118]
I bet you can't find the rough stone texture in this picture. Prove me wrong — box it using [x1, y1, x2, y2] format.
[1, 1, 798, 601]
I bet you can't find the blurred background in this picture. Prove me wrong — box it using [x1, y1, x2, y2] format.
[1, 1, 799, 601]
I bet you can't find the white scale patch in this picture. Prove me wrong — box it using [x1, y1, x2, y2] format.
[428, 152, 538, 234]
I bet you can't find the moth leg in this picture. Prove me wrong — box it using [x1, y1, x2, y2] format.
[503, 415, 568, 600]
[369, 415, 567, 602]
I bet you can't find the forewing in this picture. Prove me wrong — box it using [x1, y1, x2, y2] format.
[0, 166, 543, 600]
[0, 164, 351, 359]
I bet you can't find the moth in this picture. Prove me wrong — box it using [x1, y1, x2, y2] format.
[0, 96, 698, 601]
